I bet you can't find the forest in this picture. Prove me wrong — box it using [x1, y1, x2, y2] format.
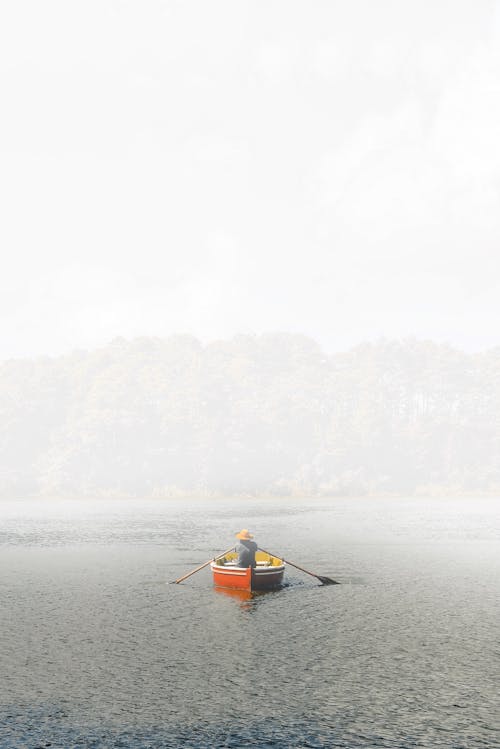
[1, 334, 499, 499]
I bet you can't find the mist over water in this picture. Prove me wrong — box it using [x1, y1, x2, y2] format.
[1, 498, 498, 748]
[2, 1, 500, 746]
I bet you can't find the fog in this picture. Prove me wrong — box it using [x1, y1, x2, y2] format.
[2, 13, 500, 749]
[1, 1, 500, 360]
[1, 3, 500, 499]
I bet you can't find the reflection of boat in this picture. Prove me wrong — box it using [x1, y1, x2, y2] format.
[213, 587, 254, 603]
[210, 550, 285, 592]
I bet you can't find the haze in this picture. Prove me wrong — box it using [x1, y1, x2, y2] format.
[1, 1, 500, 359]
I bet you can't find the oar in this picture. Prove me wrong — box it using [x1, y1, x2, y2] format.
[171, 547, 235, 584]
[259, 547, 339, 585]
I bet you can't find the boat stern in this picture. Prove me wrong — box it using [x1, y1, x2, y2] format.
[211, 551, 285, 591]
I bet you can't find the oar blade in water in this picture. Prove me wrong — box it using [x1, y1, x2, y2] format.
[317, 575, 339, 585]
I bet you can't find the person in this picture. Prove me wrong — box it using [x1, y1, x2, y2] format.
[235, 529, 258, 568]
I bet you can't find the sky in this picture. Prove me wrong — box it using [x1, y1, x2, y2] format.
[1, 0, 500, 359]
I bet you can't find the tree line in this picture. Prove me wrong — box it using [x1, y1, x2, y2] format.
[1, 334, 499, 499]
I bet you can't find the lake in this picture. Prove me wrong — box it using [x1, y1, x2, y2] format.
[0, 497, 499, 748]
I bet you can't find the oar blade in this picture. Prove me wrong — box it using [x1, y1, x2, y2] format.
[317, 575, 339, 585]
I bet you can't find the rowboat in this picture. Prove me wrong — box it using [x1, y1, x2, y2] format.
[210, 550, 285, 592]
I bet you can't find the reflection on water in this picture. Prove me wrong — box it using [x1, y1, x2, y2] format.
[213, 585, 254, 603]
[1, 497, 499, 748]
[212, 584, 279, 612]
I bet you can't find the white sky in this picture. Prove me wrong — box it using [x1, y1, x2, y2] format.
[1, 0, 500, 359]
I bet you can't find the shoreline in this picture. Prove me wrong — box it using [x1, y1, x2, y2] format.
[1, 492, 499, 503]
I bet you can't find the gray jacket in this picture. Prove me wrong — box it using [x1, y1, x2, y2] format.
[235, 539, 258, 568]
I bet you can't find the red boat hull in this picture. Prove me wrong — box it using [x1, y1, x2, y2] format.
[211, 562, 285, 592]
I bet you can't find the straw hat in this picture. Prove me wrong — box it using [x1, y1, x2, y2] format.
[235, 528, 253, 540]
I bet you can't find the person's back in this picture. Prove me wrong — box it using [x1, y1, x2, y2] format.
[235, 529, 257, 568]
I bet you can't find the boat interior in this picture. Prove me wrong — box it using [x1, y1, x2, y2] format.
[214, 550, 283, 567]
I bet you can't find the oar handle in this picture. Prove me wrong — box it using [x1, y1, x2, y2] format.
[258, 547, 329, 582]
[259, 548, 319, 579]
[172, 546, 235, 584]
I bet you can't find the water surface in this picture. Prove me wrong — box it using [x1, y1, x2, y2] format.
[1, 498, 499, 748]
